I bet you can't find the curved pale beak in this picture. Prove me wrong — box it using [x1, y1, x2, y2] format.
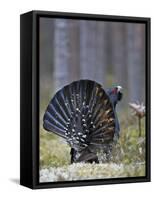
[117, 86, 123, 92]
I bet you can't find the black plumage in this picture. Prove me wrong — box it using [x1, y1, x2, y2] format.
[43, 80, 122, 163]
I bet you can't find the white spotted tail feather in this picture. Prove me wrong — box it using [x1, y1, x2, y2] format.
[43, 80, 116, 163]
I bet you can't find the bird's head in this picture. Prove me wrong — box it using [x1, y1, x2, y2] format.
[106, 85, 123, 108]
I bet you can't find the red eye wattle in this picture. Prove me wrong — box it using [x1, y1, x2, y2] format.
[112, 88, 117, 94]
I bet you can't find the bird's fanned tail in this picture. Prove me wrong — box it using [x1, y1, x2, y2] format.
[43, 80, 117, 163]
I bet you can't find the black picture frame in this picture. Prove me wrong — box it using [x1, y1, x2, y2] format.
[20, 10, 151, 189]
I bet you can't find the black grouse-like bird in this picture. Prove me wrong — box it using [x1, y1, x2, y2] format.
[43, 80, 123, 163]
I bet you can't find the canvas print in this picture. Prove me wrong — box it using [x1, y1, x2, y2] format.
[39, 17, 146, 183]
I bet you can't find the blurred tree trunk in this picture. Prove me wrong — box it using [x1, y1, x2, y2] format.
[79, 20, 96, 80]
[40, 18, 54, 91]
[40, 18, 54, 116]
[127, 24, 145, 102]
[95, 22, 109, 87]
[110, 22, 127, 108]
[111, 22, 127, 88]
[53, 19, 70, 91]
[68, 20, 80, 82]
[79, 21, 108, 86]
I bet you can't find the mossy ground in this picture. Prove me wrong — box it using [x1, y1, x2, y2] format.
[40, 111, 145, 182]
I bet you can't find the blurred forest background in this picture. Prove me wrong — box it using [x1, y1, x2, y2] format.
[40, 18, 145, 110]
[39, 17, 146, 182]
